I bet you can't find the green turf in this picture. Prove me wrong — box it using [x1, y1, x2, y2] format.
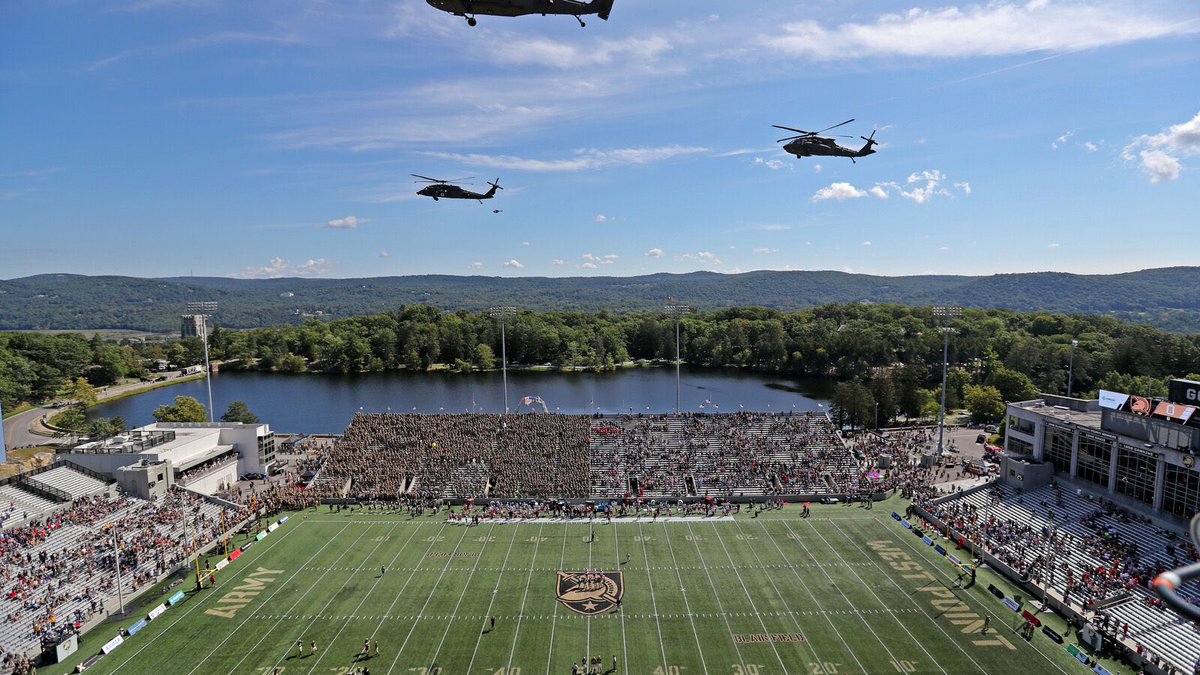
[45, 502, 1120, 675]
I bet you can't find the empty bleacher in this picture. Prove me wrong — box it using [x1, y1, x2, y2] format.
[24, 465, 109, 500]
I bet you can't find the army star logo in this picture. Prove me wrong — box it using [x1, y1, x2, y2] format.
[556, 571, 624, 615]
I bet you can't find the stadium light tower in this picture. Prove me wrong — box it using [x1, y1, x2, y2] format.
[489, 307, 517, 414]
[664, 301, 691, 414]
[1067, 339, 1079, 398]
[933, 306, 962, 457]
[186, 301, 218, 423]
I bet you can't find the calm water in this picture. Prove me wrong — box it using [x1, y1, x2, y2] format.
[88, 367, 831, 435]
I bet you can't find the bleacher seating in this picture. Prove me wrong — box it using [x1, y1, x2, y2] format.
[928, 483, 1200, 673]
[24, 466, 109, 500]
[0, 485, 62, 530]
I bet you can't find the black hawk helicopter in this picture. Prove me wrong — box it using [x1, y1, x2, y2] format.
[773, 119, 878, 163]
[412, 175, 503, 203]
[426, 0, 614, 27]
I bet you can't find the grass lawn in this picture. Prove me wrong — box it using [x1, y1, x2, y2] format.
[44, 499, 1124, 675]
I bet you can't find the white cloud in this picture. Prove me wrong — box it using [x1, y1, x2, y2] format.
[1048, 243, 1061, 249]
[503, 259, 524, 269]
[232, 256, 332, 279]
[1084, 141, 1099, 152]
[379, 250, 389, 258]
[521, 240, 530, 246]
[954, 181, 972, 194]
[813, 164, 823, 174]
[1123, 112, 1200, 183]
[582, 253, 618, 265]
[1052, 130, 1074, 150]
[754, 157, 787, 170]
[581, 262, 598, 269]
[738, 224, 792, 232]
[938, 246, 951, 251]
[426, 146, 709, 172]
[862, 240, 872, 246]
[869, 185, 889, 199]
[812, 182, 867, 202]
[646, 248, 664, 258]
[551, 259, 565, 266]
[323, 215, 360, 229]
[488, 34, 674, 69]
[761, 3, 1197, 60]
[752, 247, 778, 255]
[595, 214, 608, 223]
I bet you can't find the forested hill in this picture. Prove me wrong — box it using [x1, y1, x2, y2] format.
[2, 267, 1199, 332]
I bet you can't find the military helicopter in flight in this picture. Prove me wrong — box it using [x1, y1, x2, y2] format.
[426, 0, 614, 27]
[412, 175, 503, 203]
[773, 119, 878, 163]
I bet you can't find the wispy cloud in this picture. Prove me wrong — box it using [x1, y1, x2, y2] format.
[323, 215, 360, 229]
[812, 182, 867, 202]
[502, 259, 524, 269]
[231, 256, 332, 279]
[425, 146, 709, 172]
[752, 247, 778, 255]
[1123, 111, 1200, 183]
[761, 3, 1198, 60]
[646, 248, 663, 258]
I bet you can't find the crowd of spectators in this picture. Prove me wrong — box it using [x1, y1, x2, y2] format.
[0, 489, 244, 660]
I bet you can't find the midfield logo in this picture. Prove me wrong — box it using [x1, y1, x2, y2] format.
[556, 571, 623, 615]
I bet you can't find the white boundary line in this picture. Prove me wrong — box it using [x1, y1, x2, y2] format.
[465, 524, 521, 674]
[383, 521, 475, 674]
[637, 521, 671, 673]
[505, 522, 545, 672]
[543, 521, 570, 675]
[425, 523, 498, 670]
[780, 518, 901, 672]
[660, 523, 713, 674]
[729, 520, 822, 666]
[361, 522, 454, 653]
[806, 518, 950, 674]
[863, 517, 1071, 675]
[700, 521, 788, 674]
[301, 521, 423, 673]
[214, 522, 391, 675]
[612, 524, 629, 675]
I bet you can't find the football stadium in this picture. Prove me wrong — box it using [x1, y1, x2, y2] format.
[3, 393, 1196, 675]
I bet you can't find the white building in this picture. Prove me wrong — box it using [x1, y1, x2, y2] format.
[59, 422, 275, 498]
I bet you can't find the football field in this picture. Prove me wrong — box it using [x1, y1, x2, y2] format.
[50, 503, 1101, 675]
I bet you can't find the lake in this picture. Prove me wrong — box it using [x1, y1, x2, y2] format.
[88, 367, 832, 435]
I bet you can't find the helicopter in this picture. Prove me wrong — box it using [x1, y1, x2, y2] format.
[773, 119, 878, 163]
[412, 175, 503, 203]
[426, 0, 614, 27]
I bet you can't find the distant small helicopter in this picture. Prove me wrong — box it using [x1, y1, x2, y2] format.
[412, 175, 503, 203]
[773, 119, 878, 163]
[426, 0, 614, 27]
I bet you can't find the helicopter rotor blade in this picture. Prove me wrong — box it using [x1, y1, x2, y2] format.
[772, 124, 812, 135]
[777, 135, 806, 143]
[815, 118, 855, 135]
[411, 174, 444, 183]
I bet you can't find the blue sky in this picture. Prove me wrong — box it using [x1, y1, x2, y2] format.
[2, 0, 1198, 280]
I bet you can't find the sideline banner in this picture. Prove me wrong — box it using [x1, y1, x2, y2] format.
[279, 516, 289, 523]
[167, 590, 186, 606]
[101, 635, 124, 654]
[256, 531, 267, 541]
[229, 549, 243, 561]
[268, 522, 280, 532]
[934, 545, 947, 556]
[215, 558, 230, 571]
[126, 618, 147, 636]
[147, 604, 167, 621]
[1003, 598, 1021, 612]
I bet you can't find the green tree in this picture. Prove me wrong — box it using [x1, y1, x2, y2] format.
[220, 401, 260, 424]
[87, 417, 126, 439]
[991, 366, 1038, 402]
[61, 377, 99, 406]
[153, 396, 208, 423]
[472, 343, 496, 370]
[964, 385, 1005, 422]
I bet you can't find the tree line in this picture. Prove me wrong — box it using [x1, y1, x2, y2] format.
[3, 304, 1198, 429]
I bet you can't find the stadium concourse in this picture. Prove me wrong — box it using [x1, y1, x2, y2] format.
[919, 482, 1200, 675]
[0, 461, 246, 673]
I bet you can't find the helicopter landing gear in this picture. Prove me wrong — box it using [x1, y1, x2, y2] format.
[573, 15, 586, 27]
[466, 15, 477, 26]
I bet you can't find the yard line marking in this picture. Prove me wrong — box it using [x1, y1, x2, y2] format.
[304, 520, 423, 674]
[544, 521, 570, 675]
[701, 521, 788, 675]
[107, 517, 317, 673]
[196, 521, 374, 675]
[864, 517, 1071, 675]
[586, 520, 594, 668]
[780, 518, 898, 673]
[218, 522, 391, 675]
[661, 524, 713, 674]
[384, 521, 474, 674]
[810, 519, 951, 674]
[612, 523, 629, 675]
[426, 523, 498, 671]
[505, 522, 545, 673]
[637, 522, 670, 674]
[466, 523, 520, 675]
[731, 521, 821, 666]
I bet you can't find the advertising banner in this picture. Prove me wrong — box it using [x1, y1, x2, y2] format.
[215, 558, 230, 571]
[256, 531, 267, 541]
[54, 634, 78, 663]
[126, 618, 147, 636]
[101, 635, 124, 654]
[167, 590, 186, 606]
[1153, 401, 1196, 424]
[279, 516, 289, 523]
[228, 549, 243, 561]
[1169, 379, 1200, 406]
[1002, 597, 1021, 612]
[1098, 390, 1130, 410]
[268, 522, 280, 532]
[147, 604, 166, 621]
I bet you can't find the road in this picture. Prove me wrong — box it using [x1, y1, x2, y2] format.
[2, 370, 199, 453]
